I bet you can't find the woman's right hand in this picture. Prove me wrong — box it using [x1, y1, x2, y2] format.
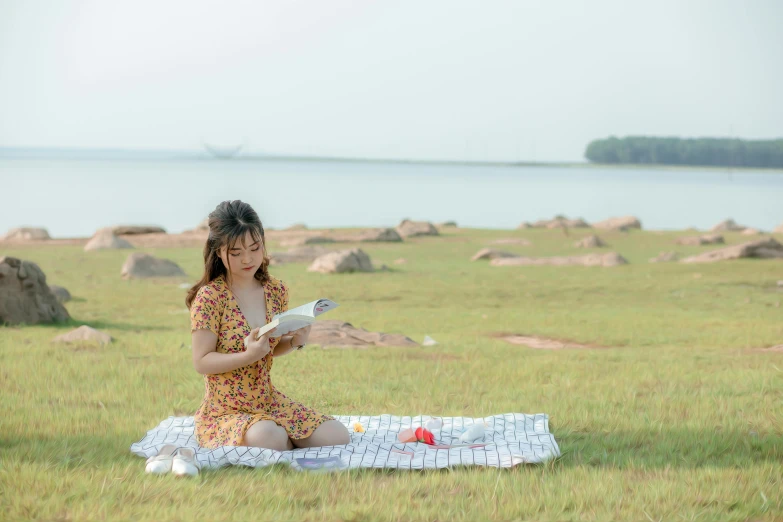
[244, 328, 271, 362]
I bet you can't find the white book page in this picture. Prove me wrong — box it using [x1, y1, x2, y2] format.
[275, 299, 338, 320]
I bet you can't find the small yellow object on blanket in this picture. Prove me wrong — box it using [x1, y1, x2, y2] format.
[352, 421, 365, 433]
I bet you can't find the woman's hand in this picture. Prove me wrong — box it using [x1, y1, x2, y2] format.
[244, 328, 271, 362]
[290, 325, 312, 347]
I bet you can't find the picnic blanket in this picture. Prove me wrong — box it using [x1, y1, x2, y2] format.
[130, 413, 560, 471]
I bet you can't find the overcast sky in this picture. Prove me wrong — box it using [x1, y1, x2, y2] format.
[0, 0, 781, 162]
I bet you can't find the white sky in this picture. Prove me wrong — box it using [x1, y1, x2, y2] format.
[0, 0, 781, 162]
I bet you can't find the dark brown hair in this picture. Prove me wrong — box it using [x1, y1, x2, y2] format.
[186, 200, 271, 309]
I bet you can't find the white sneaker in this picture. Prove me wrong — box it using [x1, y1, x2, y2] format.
[145, 444, 177, 474]
[172, 447, 200, 477]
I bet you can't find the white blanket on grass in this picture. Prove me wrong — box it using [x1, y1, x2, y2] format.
[130, 413, 560, 471]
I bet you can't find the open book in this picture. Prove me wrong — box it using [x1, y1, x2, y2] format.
[255, 298, 339, 339]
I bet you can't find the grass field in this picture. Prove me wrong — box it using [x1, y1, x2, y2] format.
[1, 227, 782, 521]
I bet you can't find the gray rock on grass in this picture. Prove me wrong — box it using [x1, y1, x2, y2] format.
[121, 253, 186, 279]
[307, 249, 374, 274]
[0, 256, 70, 324]
[681, 238, 783, 263]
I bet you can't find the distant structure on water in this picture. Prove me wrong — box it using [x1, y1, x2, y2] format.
[203, 143, 244, 159]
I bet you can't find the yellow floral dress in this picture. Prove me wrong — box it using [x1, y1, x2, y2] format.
[189, 274, 334, 448]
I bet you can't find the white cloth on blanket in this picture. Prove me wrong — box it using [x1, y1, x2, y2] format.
[130, 413, 560, 470]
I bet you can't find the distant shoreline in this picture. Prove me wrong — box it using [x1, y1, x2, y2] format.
[1, 147, 782, 174]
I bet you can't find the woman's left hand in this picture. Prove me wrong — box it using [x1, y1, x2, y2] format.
[290, 325, 312, 347]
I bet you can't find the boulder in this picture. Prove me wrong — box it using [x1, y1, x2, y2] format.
[396, 219, 439, 238]
[649, 251, 680, 263]
[709, 219, 746, 232]
[2, 227, 50, 241]
[470, 248, 518, 261]
[393, 258, 408, 264]
[285, 223, 308, 231]
[490, 238, 531, 246]
[308, 320, 418, 348]
[592, 216, 642, 231]
[436, 221, 458, 228]
[270, 246, 334, 265]
[675, 234, 725, 246]
[681, 238, 783, 264]
[52, 325, 112, 346]
[741, 228, 764, 236]
[279, 236, 335, 247]
[49, 285, 72, 303]
[517, 222, 533, 229]
[84, 230, 134, 251]
[490, 252, 628, 268]
[121, 253, 186, 279]
[307, 249, 374, 274]
[0, 257, 70, 325]
[331, 228, 403, 243]
[524, 216, 590, 229]
[774, 223, 783, 234]
[108, 225, 166, 235]
[574, 235, 606, 248]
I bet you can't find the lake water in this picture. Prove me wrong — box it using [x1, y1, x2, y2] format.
[1, 158, 781, 238]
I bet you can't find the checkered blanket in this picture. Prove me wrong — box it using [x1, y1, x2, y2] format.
[130, 413, 560, 471]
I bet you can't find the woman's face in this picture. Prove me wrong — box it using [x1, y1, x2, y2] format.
[220, 230, 265, 281]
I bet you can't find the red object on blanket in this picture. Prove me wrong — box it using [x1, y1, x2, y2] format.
[415, 427, 435, 445]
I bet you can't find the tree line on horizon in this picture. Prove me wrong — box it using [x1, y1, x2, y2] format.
[584, 136, 783, 168]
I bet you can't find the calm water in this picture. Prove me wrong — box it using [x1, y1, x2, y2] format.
[1, 158, 782, 237]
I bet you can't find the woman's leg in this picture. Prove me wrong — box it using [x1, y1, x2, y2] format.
[243, 420, 294, 451]
[291, 420, 350, 448]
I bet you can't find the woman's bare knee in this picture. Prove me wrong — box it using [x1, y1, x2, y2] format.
[243, 420, 291, 451]
[292, 420, 350, 448]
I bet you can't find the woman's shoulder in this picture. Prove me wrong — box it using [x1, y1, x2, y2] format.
[266, 274, 287, 293]
[195, 277, 228, 302]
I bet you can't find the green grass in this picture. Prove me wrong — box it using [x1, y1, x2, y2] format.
[1, 228, 782, 521]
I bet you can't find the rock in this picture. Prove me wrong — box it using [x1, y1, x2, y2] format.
[709, 219, 747, 232]
[2, 227, 50, 241]
[592, 216, 642, 231]
[741, 228, 764, 236]
[0, 257, 70, 325]
[517, 222, 533, 229]
[422, 335, 438, 346]
[107, 225, 166, 235]
[48, 285, 72, 303]
[393, 258, 407, 264]
[774, 223, 783, 234]
[681, 238, 783, 264]
[675, 234, 725, 246]
[649, 251, 680, 263]
[330, 228, 403, 243]
[574, 235, 606, 248]
[777, 280, 783, 287]
[270, 246, 334, 265]
[490, 252, 628, 268]
[121, 253, 187, 279]
[498, 334, 597, 350]
[524, 216, 590, 229]
[437, 221, 458, 228]
[307, 249, 374, 274]
[470, 248, 518, 261]
[308, 320, 418, 348]
[396, 219, 439, 238]
[285, 223, 308, 231]
[490, 238, 531, 246]
[279, 236, 335, 247]
[84, 230, 134, 251]
[52, 325, 112, 346]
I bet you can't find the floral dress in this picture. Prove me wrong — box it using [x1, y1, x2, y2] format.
[189, 274, 334, 448]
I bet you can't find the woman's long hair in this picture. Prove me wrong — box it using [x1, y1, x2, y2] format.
[186, 200, 271, 309]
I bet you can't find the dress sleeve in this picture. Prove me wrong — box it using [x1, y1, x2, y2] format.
[279, 280, 290, 313]
[190, 284, 221, 336]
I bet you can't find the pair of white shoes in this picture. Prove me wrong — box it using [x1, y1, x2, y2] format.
[145, 444, 200, 477]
